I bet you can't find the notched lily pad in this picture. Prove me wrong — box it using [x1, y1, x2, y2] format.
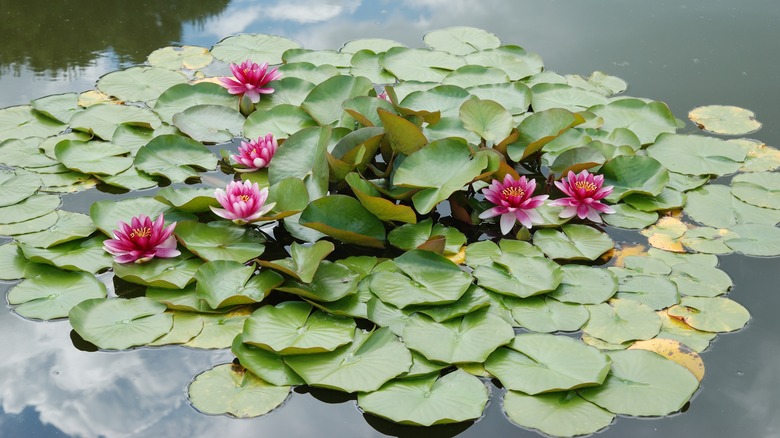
[689, 105, 761, 135]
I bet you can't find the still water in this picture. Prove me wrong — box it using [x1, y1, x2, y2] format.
[1, 1, 779, 436]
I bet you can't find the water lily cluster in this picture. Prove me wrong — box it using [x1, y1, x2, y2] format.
[0, 27, 766, 438]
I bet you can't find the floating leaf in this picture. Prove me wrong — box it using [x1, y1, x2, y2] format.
[531, 83, 607, 112]
[588, 98, 677, 145]
[7, 269, 106, 320]
[467, 82, 532, 115]
[148, 45, 213, 70]
[284, 327, 412, 393]
[90, 197, 197, 237]
[474, 253, 562, 299]
[345, 173, 417, 224]
[600, 155, 669, 202]
[69, 103, 161, 141]
[464, 45, 543, 80]
[188, 363, 290, 418]
[358, 370, 488, 426]
[387, 219, 465, 253]
[275, 261, 360, 302]
[369, 249, 472, 308]
[667, 296, 750, 333]
[299, 195, 385, 248]
[301, 75, 373, 126]
[724, 223, 780, 256]
[578, 349, 699, 416]
[242, 301, 356, 354]
[19, 235, 112, 273]
[69, 297, 172, 350]
[532, 224, 615, 260]
[97, 66, 187, 102]
[394, 138, 489, 214]
[647, 133, 745, 176]
[400, 84, 470, 118]
[211, 34, 301, 64]
[583, 299, 661, 344]
[628, 338, 705, 381]
[134, 134, 217, 182]
[613, 273, 679, 310]
[0, 243, 29, 280]
[195, 260, 282, 309]
[731, 172, 780, 209]
[154, 82, 237, 124]
[684, 184, 780, 228]
[0, 211, 58, 236]
[0, 105, 65, 142]
[267, 126, 330, 199]
[0, 194, 60, 225]
[173, 104, 245, 143]
[402, 309, 514, 364]
[423, 26, 501, 55]
[185, 309, 251, 349]
[486, 333, 611, 395]
[113, 252, 203, 289]
[381, 47, 465, 82]
[459, 97, 513, 143]
[147, 311, 204, 346]
[503, 391, 614, 438]
[0, 170, 41, 208]
[688, 105, 761, 135]
[175, 221, 265, 263]
[656, 310, 716, 353]
[231, 334, 304, 386]
[349, 50, 396, 84]
[510, 296, 590, 332]
[54, 140, 132, 176]
[669, 263, 731, 297]
[548, 265, 618, 304]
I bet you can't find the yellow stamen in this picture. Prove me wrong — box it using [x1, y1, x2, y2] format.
[574, 181, 598, 192]
[502, 186, 525, 198]
[130, 227, 152, 239]
[238, 194, 251, 202]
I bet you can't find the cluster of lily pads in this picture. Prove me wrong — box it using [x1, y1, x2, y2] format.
[0, 27, 776, 437]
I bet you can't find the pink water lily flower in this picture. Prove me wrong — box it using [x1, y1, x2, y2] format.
[219, 60, 281, 103]
[479, 175, 549, 234]
[210, 180, 276, 225]
[549, 170, 615, 223]
[103, 214, 180, 264]
[231, 133, 278, 172]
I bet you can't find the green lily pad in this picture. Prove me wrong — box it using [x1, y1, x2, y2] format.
[300, 195, 385, 248]
[734, 138, 780, 173]
[394, 138, 489, 214]
[260, 240, 333, 283]
[0, 137, 59, 169]
[400, 84, 470, 118]
[377, 109, 428, 155]
[154, 187, 219, 213]
[341, 38, 405, 54]
[583, 299, 661, 344]
[413, 285, 492, 323]
[464, 45, 543, 80]
[612, 273, 679, 310]
[16, 210, 95, 250]
[69, 297, 173, 350]
[7, 269, 106, 320]
[0, 170, 40, 208]
[153, 82, 237, 124]
[147, 311, 205, 346]
[275, 260, 361, 302]
[348, 50, 396, 85]
[402, 309, 515, 364]
[578, 349, 699, 416]
[548, 265, 618, 304]
[474, 253, 563, 299]
[97, 66, 187, 102]
[731, 172, 780, 209]
[485, 334, 611, 394]
[503, 391, 614, 438]
[254, 77, 316, 111]
[134, 134, 217, 182]
[113, 252, 203, 289]
[188, 363, 290, 418]
[301, 75, 373, 127]
[510, 296, 590, 332]
[467, 82, 532, 115]
[0, 194, 60, 225]
[244, 103, 318, 139]
[444, 65, 509, 88]
[667, 296, 750, 332]
[69, 104, 161, 141]
[381, 47, 465, 82]
[0, 243, 29, 280]
[684, 184, 780, 228]
[54, 140, 132, 176]
[358, 369, 489, 426]
[172, 104, 245, 144]
[656, 311, 717, 353]
[185, 309, 252, 349]
[423, 26, 501, 55]
[19, 235, 112, 273]
[211, 33, 300, 64]
[724, 223, 780, 256]
[195, 260, 283, 309]
[507, 108, 583, 161]
[148, 45, 213, 70]
[30, 92, 80, 124]
[242, 301, 356, 355]
[175, 220, 265, 262]
[0, 105, 65, 142]
[0, 211, 58, 236]
[531, 83, 608, 112]
[647, 133, 746, 176]
[679, 227, 737, 255]
[89, 197, 197, 237]
[588, 98, 678, 145]
[532, 224, 615, 260]
[267, 126, 331, 199]
[669, 263, 732, 297]
[459, 97, 513, 144]
[600, 155, 669, 202]
[688, 105, 762, 135]
[146, 284, 224, 314]
[369, 249, 472, 308]
[284, 327, 412, 393]
[345, 173, 417, 224]
[231, 334, 305, 386]
[387, 218, 466, 254]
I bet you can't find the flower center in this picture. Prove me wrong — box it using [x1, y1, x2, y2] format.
[130, 227, 151, 239]
[238, 194, 251, 202]
[502, 186, 525, 198]
[574, 181, 598, 192]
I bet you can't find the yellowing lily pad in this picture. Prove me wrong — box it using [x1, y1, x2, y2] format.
[689, 105, 761, 135]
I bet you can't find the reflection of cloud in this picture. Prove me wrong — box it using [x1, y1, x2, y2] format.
[205, 0, 362, 37]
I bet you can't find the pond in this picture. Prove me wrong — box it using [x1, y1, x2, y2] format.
[1, 1, 779, 437]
